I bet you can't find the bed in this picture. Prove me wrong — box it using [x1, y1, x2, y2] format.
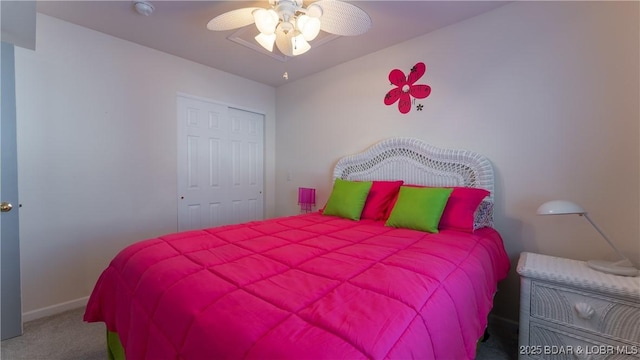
[84, 137, 510, 359]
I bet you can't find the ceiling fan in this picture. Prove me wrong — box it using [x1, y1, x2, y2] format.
[207, 0, 371, 57]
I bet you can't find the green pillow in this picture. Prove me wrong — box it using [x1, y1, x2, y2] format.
[323, 179, 372, 220]
[385, 186, 453, 233]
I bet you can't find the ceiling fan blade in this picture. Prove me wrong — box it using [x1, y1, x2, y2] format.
[207, 7, 261, 31]
[312, 0, 371, 36]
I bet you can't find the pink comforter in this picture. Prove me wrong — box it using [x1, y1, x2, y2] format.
[85, 213, 509, 359]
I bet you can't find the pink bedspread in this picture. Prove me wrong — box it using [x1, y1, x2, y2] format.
[85, 213, 509, 359]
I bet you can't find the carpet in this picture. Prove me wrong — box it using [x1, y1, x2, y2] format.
[1, 307, 518, 359]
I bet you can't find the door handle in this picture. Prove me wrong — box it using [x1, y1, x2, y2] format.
[1, 202, 13, 213]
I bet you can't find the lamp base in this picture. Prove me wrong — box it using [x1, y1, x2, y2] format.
[587, 259, 639, 277]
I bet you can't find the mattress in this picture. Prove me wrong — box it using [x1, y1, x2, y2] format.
[84, 212, 509, 359]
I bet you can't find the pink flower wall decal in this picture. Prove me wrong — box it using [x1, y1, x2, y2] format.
[384, 62, 431, 114]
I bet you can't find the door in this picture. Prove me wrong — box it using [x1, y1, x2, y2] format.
[1, 41, 23, 340]
[177, 95, 264, 231]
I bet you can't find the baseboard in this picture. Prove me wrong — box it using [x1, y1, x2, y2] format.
[22, 296, 89, 323]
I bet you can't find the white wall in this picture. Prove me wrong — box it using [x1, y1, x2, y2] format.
[275, 1, 639, 321]
[15, 14, 276, 315]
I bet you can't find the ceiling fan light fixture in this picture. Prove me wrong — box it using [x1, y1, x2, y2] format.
[207, 0, 371, 58]
[253, 8, 279, 35]
[255, 32, 277, 52]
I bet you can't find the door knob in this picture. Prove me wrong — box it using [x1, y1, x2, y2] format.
[1, 202, 13, 213]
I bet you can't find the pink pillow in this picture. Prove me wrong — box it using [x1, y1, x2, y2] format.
[384, 186, 490, 233]
[439, 187, 490, 232]
[360, 181, 404, 220]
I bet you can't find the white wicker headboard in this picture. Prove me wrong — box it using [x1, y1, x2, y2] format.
[333, 137, 494, 226]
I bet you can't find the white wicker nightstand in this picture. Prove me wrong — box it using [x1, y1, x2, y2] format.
[517, 252, 640, 359]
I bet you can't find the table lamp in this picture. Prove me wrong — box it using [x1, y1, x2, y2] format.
[298, 187, 316, 213]
[537, 200, 638, 277]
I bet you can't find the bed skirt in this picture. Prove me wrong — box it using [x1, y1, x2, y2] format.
[103, 327, 492, 360]
[107, 330, 125, 360]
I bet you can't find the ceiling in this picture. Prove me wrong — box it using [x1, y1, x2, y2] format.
[35, 1, 507, 87]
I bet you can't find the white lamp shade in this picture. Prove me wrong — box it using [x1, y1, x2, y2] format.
[537, 200, 586, 215]
[253, 9, 279, 35]
[297, 14, 321, 41]
[306, 3, 323, 18]
[255, 32, 276, 52]
[275, 25, 294, 56]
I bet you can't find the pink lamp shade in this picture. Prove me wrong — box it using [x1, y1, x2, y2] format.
[298, 187, 316, 213]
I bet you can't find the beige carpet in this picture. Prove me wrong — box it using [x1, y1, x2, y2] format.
[1, 307, 517, 359]
[1, 308, 105, 360]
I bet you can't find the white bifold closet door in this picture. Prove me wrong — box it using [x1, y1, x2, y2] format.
[177, 95, 264, 232]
